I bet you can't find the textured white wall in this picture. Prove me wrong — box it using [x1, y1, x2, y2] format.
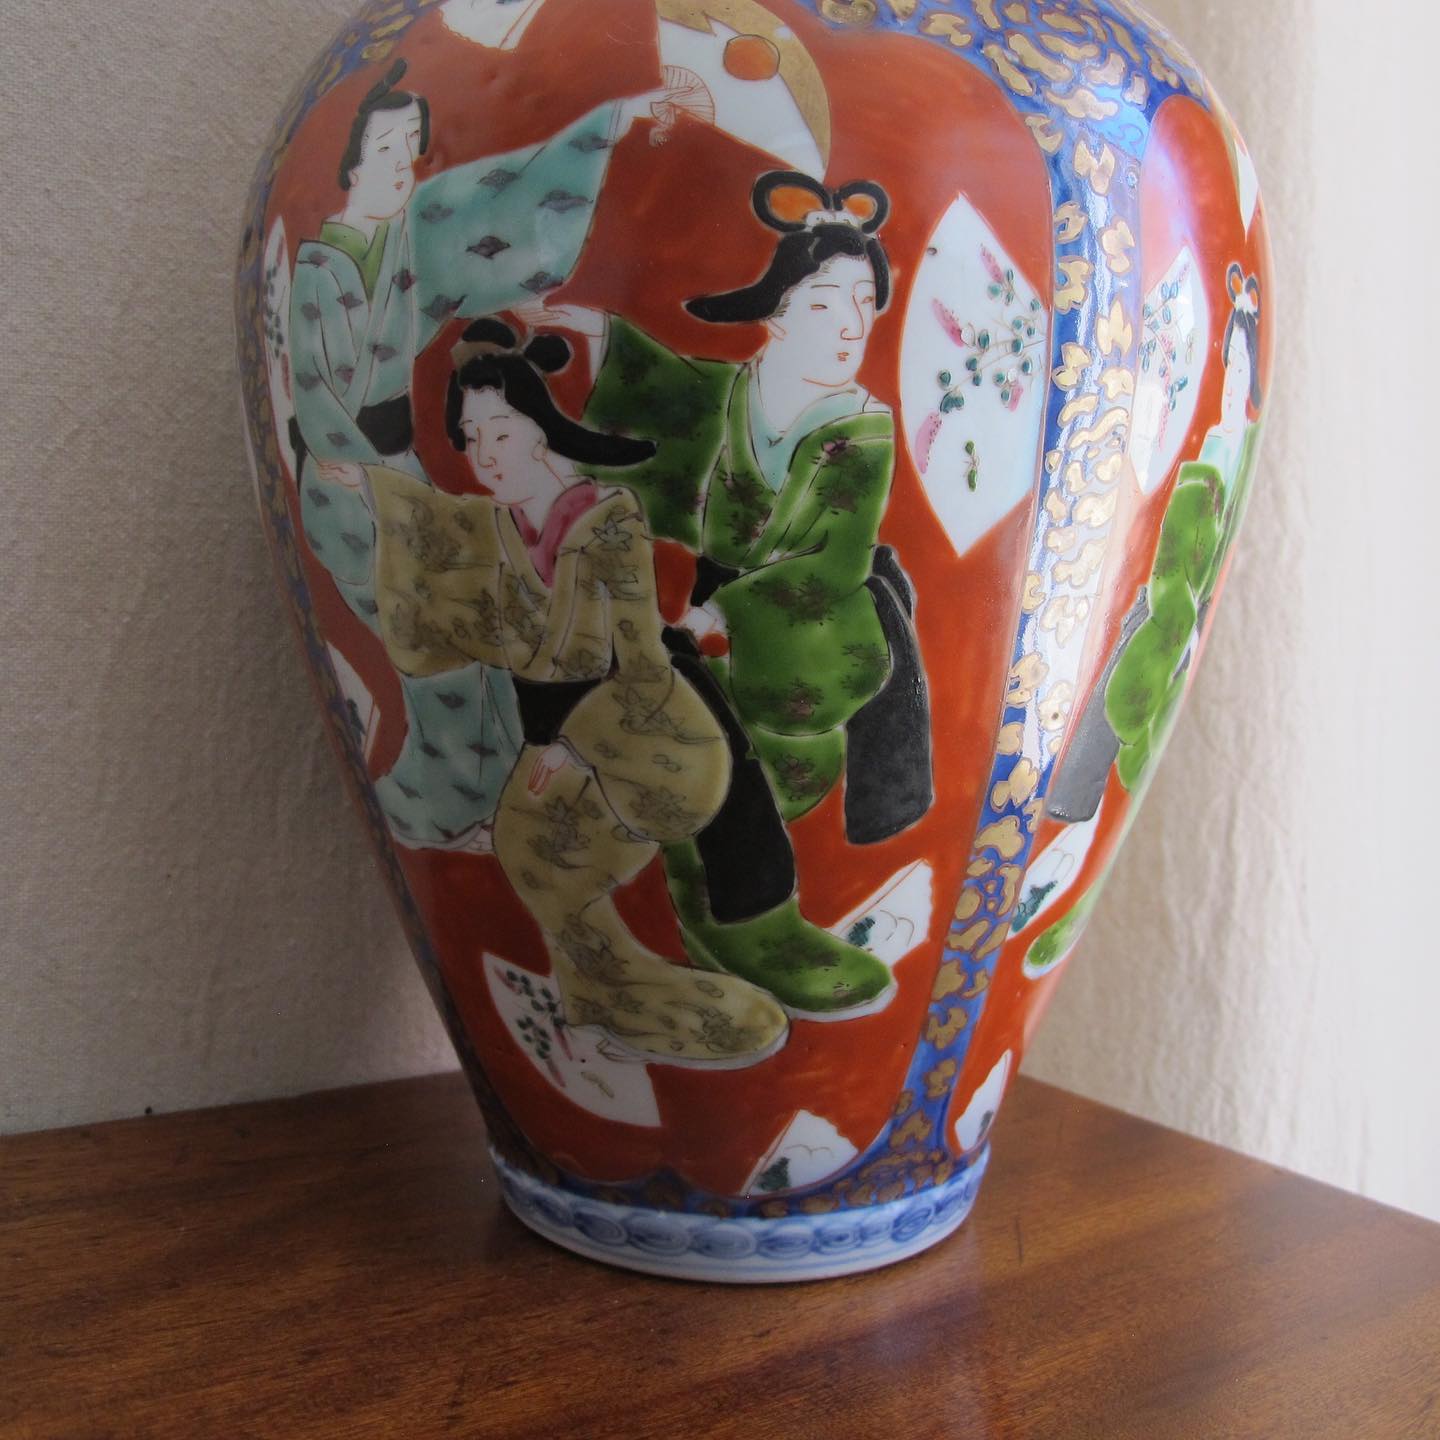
[0, 0, 455, 1132]
[2, 1, 1435, 1223]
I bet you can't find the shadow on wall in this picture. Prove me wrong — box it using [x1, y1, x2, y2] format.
[0, 0, 453, 1136]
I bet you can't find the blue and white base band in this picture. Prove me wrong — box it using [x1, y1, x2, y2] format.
[491, 1146, 990, 1284]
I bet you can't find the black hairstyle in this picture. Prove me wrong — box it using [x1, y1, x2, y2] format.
[445, 319, 658, 468]
[338, 59, 431, 191]
[1222, 262, 1263, 410]
[686, 171, 892, 324]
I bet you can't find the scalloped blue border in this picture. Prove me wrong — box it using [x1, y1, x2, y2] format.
[494, 1144, 990, 1282]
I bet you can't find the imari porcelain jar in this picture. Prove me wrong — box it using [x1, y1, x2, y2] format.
[236, 0, 1271, 1282]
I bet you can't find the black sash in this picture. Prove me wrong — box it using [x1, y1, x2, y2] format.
[512, 677, 602, 749]
[663, 628, 796, 923]
[1045, 587, 1151, 824]
[843, 546, 935, 845]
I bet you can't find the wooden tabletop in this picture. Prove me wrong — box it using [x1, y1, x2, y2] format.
[4, 1074, 1438, 1440]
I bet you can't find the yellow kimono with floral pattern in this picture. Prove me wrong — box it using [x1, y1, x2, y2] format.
[366, 467, 788, 1067]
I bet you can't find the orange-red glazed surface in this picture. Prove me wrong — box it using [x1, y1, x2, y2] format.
[236, 0, 1272, 1281]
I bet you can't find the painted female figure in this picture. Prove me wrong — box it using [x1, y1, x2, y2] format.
[533, 173, 933, 1017]
[1049, 263, 1265, 819]
[347, 322, 790, 1067]
[1199, 264, 1264, 538]
[287, 60, 682, 849]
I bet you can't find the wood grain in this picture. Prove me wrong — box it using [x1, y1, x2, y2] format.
[3, 1074, 1438, 1439]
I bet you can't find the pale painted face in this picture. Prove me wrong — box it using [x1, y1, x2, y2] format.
[459, 389, 552, 508]
[766, 253, 877, 389]
[1220, 322, 1253, 436]
[348, 101, 425, 220]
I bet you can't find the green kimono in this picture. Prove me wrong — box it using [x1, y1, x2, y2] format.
[288, 102, 623, 846]
[585, 318, 896, 819]
[583, 320, 905, 1018]
[1106, 420, 1262, 792]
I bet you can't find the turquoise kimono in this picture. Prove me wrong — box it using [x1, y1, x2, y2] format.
[585, 318, 897, 819]
[289, 102, 622, 846]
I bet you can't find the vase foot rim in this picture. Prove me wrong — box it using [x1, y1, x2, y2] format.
[490, 1145, 990, 1284]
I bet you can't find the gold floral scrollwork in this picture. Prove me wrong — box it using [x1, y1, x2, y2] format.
[1040, 32, 1101, 62]
[1040, 593, 1091, 645]
[1040, 7, 1086, 34]
[1006, 651, 1049, 706]
[927, 1000, 971, 1046]
[1020, 572, 1046, 614]
[1045, 522, 1082, 554]
[1086, 52, 1127, 87]
[1054, 539, 1106, 588]
[1095, 298, 1135, 356]
[1053, 342, 1092, 388]
[1100, 365, 1135, 399]
[1101, 218, 1137, 274]
[975, 816, 1027, 861]
[995, 864, 1023, 914]
[1048, 87, 1119, 121]
[1074, 139, 1117, 195]
[818, 0, 878, 24]
[1094, 451, 1125, 484]
[991, 757, 1040, 810]
[1058, 392, 1098, 426]
[955, 888, 984, 922]
[1026, 115, 1064, 153]
[996, 721, 1025, 755]
[976, 924, 1009, 959]
[1108, 14, 1143, 62]
[1054, 201, 1086, 242]
[1070, 405, 1128, 453]
[1075, 492, 1119, 527]
[1007, 31, 1069, 81]
[922, 13, 973, 45]
[1038, 680, 1075, 733]
[1147, 45, 1181, 87]
[1055, 257, 1094, 312]
[983, 42, 1037, 96]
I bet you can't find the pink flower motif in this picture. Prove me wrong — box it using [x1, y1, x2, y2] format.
[932, 298, 974, 348]
[981, 246, 1006, 286]
[915, 411, 943, 474]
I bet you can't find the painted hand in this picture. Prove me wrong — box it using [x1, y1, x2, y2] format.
[512, 300, 607, 339]
[682, 603, 727, 642]
[316, 460, 366, 490]
[619, 70, 713, 146]
[528, 743, 584, 796]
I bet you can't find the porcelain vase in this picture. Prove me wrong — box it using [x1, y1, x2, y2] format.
[235, 0, 1272, 1282]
